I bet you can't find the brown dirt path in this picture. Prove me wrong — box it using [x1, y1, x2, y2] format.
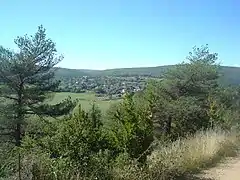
[193, 156, 240, 180]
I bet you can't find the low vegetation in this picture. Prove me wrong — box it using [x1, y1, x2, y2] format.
[1, 26, 240, 180]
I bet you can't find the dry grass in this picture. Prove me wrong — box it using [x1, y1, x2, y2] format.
[115, 128, 240, 180]
[146, 128, 240, 179]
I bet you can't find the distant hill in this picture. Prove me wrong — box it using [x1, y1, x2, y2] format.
[220, 66, 240, 85]
[54, 67, 101, 77]
[54, 65, 240, 86]
[54, 65, 173, 77]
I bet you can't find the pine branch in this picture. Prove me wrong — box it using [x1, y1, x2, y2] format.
[0, 95, 18, 101]
[0, 126, 13, 131]
[0, 132, 14, 136]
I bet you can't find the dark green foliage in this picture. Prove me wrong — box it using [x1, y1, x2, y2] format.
[0, 143, 17, 178]
[0, 26, 77, 179]
[142, 45, 232, 140]
[23, 104, 114, 179]
[0, 25, 76, 147]
[20, 98, 154, 178]
[53, 104, 107, 161]
[32, 96, 77, 117]
[207, 86, 240, 129]
[108, 92, 154, 163]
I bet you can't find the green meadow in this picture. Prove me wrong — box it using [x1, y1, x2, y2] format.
[48, 92, 121, 112]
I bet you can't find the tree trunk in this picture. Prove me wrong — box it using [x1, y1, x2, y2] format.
[16, 82, 24, 180]
[15, 123, 21, 146]
[165, 117, 172, 135]
[15, 123, 22, 180]
[16, 81, 24, 146]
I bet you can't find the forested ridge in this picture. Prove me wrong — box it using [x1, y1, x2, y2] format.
[54, 66, 240, 85]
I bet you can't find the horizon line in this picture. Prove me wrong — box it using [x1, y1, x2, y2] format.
[55, 64, 240, 71]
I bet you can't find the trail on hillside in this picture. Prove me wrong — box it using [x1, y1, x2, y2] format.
[193, 156, 240, 180]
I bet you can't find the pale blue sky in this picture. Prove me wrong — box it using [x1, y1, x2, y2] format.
[0, 0, 239, 70]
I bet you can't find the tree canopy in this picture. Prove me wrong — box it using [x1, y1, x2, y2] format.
[0, 25, 77, 146]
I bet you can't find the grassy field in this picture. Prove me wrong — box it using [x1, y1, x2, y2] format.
[48, 92, 121, 112]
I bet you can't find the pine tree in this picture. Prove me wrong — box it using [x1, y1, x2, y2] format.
[143, 45, 221, 139]
[0, 25, 76, 147]
[111, 92, 154, 163]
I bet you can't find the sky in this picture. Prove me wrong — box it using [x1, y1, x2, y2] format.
[0, 0, 239, 70]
